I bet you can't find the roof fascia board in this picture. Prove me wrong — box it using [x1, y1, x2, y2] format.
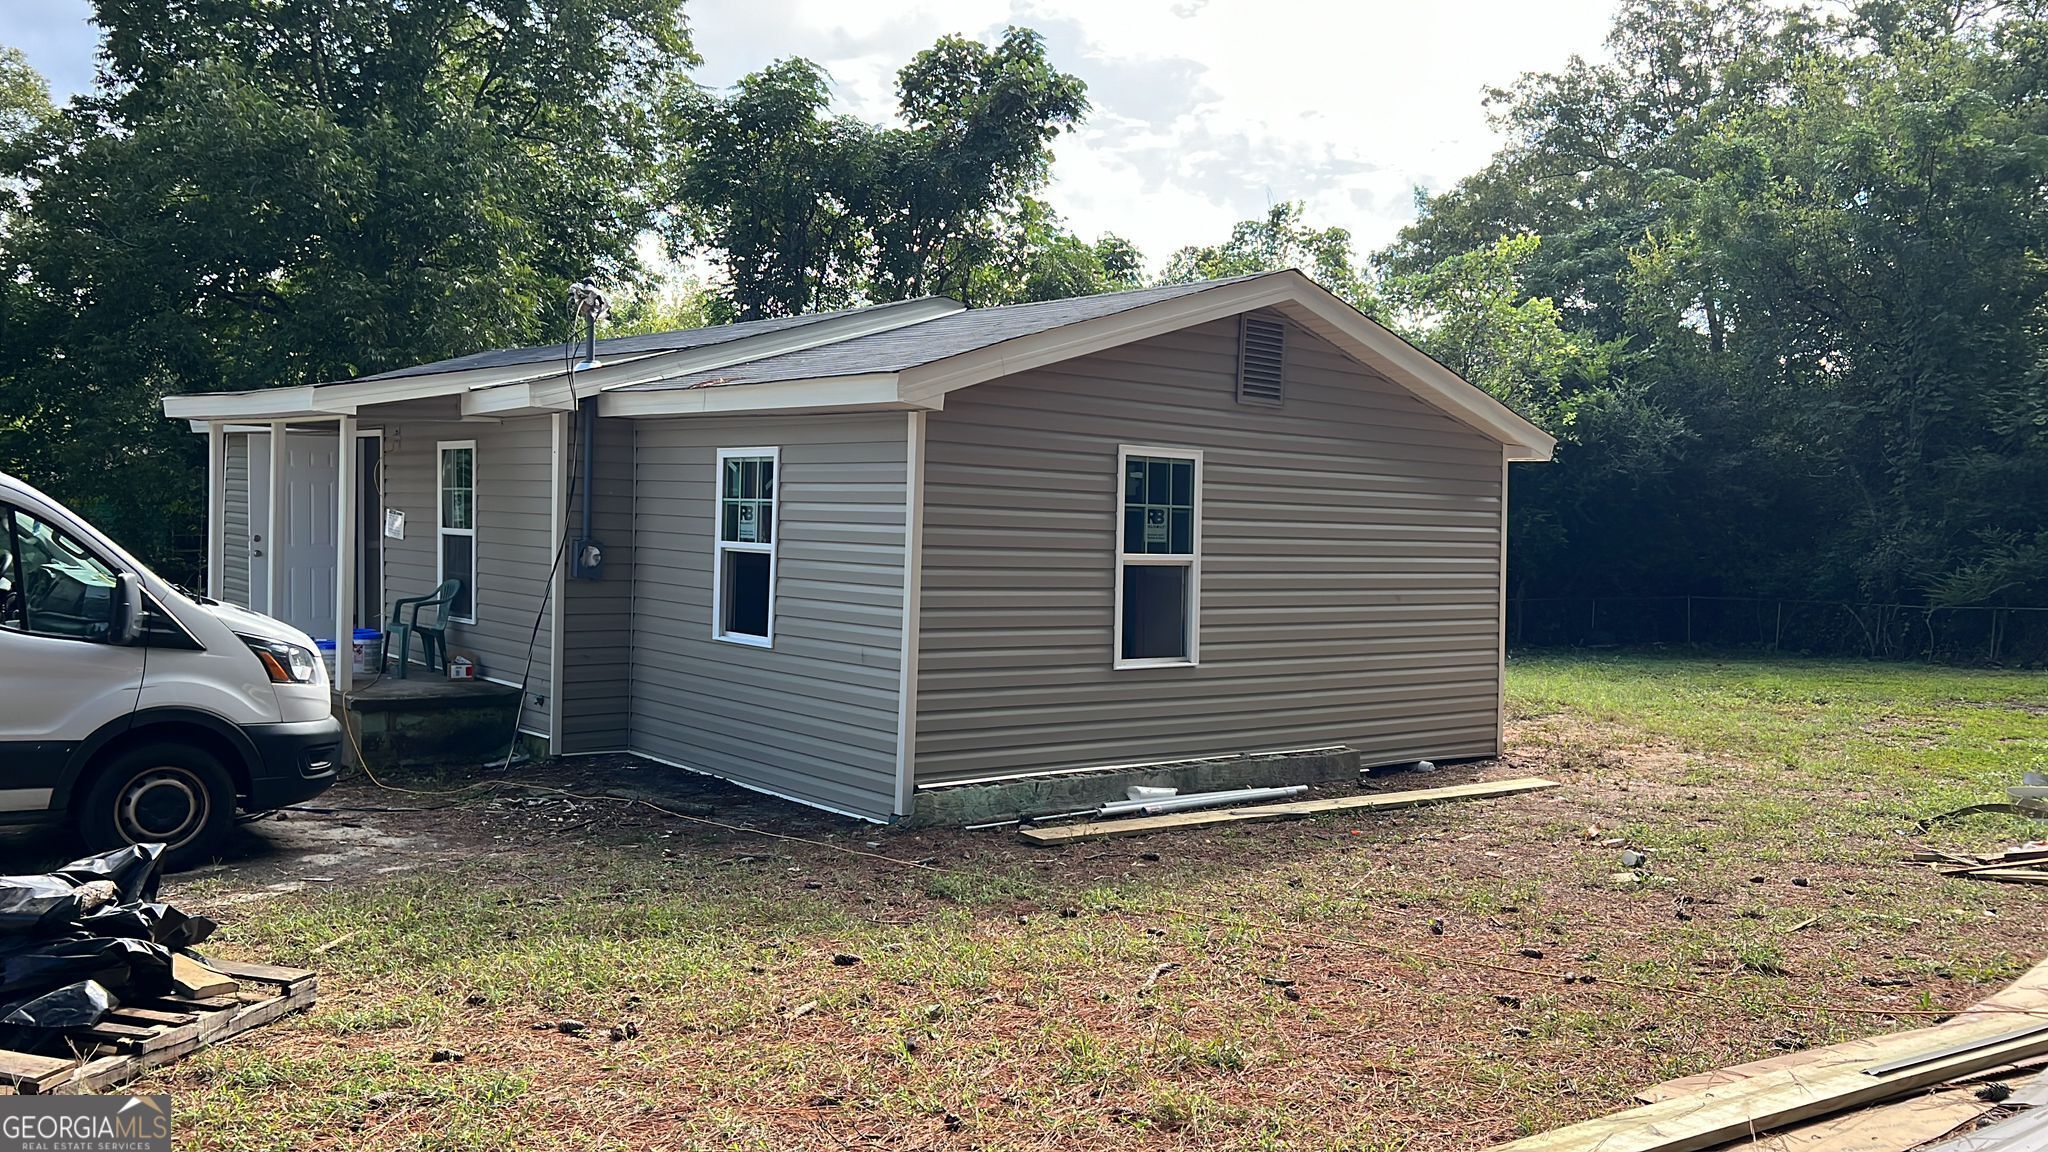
[893, 272, 1555, 461]
[461, 376, 577, 417]
[585, 296, 966, 400]
[596, 373, 936, 418]
[1274, 289, 1556, 461]
[164, 386, 321, 422]
[162, 298, 964, 423]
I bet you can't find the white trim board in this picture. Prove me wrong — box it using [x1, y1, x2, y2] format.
[436, 440, 478, 626]
[710, 446, 781, 648]
[164, 298, 963, 423]
[599, 273, 1550, 458]
[892, 410, 928, 816]
[1113, 444, 1203, 670]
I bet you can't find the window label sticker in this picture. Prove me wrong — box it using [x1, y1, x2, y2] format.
[736, 503, 757, 543]
[1145, 508, 1168, 547]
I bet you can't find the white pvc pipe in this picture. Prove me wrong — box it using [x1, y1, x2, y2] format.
[1096, 784, 1309, 819]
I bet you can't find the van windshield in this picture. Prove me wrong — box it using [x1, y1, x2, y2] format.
[2, 506, 118, 639]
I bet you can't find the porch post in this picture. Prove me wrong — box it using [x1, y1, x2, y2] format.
[333, 415, 357, 695]
[205, 422, 225, 600]
[265, 420, 287, 617]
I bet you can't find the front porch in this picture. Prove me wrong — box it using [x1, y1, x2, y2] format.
[170, 394, 569, 749]
[340, 676, 525, 768]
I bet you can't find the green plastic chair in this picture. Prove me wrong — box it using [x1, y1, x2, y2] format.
[386, 578, 461, 678]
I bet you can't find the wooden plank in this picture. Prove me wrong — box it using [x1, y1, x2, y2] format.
[1637, 959, 2048, 1105]
[26, 970, 317, 1095]
[1933, 859, 2048, 877]
[1019, 777, 1560, 844]
[1702, 1087, 1988, 1152]
[1960, 868, 2048, 885]
[171, 953, 240, 999]
[105, 1007, 198, 1028]
[0, 1050, 77, 1094]
[1482, 1013, 2048, 1152]
[196, 958, 315, 990]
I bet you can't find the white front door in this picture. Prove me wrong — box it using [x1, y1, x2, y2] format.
[248, 432, 340, 639]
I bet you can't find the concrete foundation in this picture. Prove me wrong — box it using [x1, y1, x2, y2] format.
[902, 746, 1362, 829]
[340, 679, 522, 768]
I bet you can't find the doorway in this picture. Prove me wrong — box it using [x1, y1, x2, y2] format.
[247, 430, 382, 639]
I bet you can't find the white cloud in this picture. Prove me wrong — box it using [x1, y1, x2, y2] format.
[691, 0, 1620, 266]
[12, 0, 1622, 268]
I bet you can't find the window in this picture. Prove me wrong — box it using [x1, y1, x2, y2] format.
[1115, 447, 1201, 667]
[437, 442, 476, 624]
[1, 506, 120, 641]
[713, 447, 778, 646]
[1237, 312, 1286, 406]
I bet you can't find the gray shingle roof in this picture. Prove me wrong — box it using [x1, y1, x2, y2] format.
[353, 302, 891, 382]
[612, 274, 1278, 393]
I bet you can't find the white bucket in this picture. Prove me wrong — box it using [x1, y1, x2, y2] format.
[352, 629, 384, 674]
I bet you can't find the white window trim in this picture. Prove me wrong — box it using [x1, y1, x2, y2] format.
[712, 445, 781, 648]
[436, 439, 477, 626]
[1113, 444, 1202, 670]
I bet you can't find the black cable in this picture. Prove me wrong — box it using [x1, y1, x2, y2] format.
[494, 318, 587, 770]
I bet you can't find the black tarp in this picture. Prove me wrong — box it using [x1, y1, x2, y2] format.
[0, 980, 118, 1051]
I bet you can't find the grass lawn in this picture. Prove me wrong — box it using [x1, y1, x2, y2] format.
[153, 652, 2046, 1150]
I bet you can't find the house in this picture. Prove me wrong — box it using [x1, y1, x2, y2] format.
[162, 270, 1554, 821]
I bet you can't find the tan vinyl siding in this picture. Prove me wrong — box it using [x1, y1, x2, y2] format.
[223, 434, 251, 610]
[559, 415, 635, 753]
[627, 414, 906, 819]
[376, 416, 555, 735]
[914, 316, 1504, 785]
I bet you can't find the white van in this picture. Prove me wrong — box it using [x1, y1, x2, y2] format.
[0, 470, 341, 867]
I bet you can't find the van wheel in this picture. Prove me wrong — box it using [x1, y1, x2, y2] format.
[78, 743, 236, 871]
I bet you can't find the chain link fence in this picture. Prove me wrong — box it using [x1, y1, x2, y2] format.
[1509, 595, 2048, 666]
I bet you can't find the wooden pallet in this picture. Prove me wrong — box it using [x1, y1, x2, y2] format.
[0, 958, 315, 1095]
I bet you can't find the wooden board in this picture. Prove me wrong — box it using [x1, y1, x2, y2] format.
[199, 957, 318, 990]
[1636, 959, 2048, 1105]
[1702, 1088, 1988, 1152]
[1482, 1001, 2048, 1151]
[171, 953, 239, 999]
[1018, 777, 1560, 844]
[1961, 868, 2048, 885]
[0, 962, 315, 1095]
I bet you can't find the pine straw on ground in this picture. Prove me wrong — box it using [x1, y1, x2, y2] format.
[147, 658, 2047, 1151]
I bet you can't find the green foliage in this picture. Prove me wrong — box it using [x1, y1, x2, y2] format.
[1384, 0, 2048, 611]
[0, 45, 52, 157]
[0, 0, 694, 568]
[1382, 234, 1618, 435]
[669, 27, 1096, 318]
[962, 198, 1144, 305]
[1160, 201, 1376, 310]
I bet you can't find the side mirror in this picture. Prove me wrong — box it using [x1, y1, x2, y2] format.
[113, 572, 144, 646]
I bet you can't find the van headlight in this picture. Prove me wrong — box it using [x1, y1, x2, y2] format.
[240, 636, 319, 684]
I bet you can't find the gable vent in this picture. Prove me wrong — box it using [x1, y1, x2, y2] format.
[1236, 313, 1286, 406]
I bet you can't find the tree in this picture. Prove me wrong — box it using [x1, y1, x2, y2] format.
[961, 198, 1143, 305]
[0, 46, 51, 159]
[669, 27, 1092, 318]
[1377, 0, 2048, 617]
[0, 0, 694, 569]
[664, 58, 872, 320]
[1160, 202, 1376, 310]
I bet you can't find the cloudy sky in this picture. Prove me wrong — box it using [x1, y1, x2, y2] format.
[4, 0, 1620, 267]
